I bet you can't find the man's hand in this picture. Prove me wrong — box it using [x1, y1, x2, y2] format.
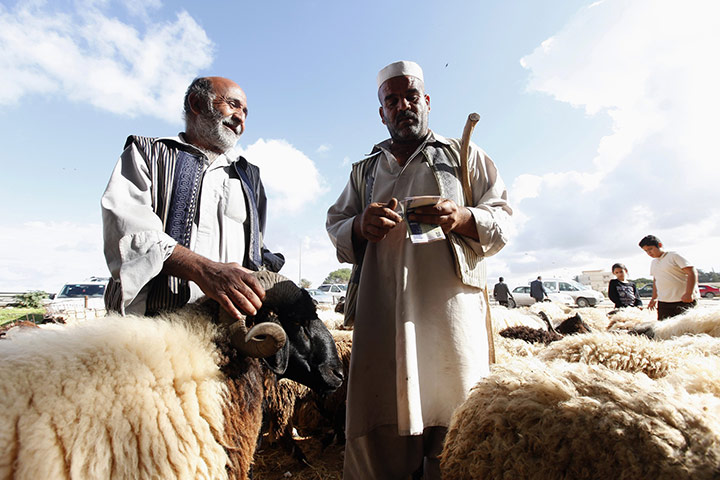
[408, 198, 479, 240]
[354, 198, 403, 243]
[648, 298, 658, 310]
[162, 245, 265, 320]
[194, 262, 265, 320]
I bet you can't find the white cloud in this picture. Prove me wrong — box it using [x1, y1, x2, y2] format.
[496, 0, 720, 285]
[316, 144, 332, 154]
[236, 138, 329, 213]
[0, 0, 213, 123]
[0, 222, 107, 292]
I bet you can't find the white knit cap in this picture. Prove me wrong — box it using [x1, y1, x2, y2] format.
[376, 60, 424, 89]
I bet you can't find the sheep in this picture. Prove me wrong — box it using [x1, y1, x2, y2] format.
[0, 271, 343, 480]
[498, 311, 591, 345]
[262, 330, 352, 465]
[630, 306, 720, 339]
[441, 357, 720, 480]
[443, 313, 720, 480]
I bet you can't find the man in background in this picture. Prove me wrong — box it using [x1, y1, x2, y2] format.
[493, 277, 513, 307]
[530, 276, 548, 303]
[639, 235, 698, 320]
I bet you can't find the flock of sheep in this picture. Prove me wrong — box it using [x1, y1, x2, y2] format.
[2, 276, 720, 479]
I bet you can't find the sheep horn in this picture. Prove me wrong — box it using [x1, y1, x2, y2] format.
[222, 271, 303, 358]
[537, 311, 559, 335]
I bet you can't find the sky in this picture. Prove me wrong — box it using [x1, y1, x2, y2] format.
[1, 0, 719, 294]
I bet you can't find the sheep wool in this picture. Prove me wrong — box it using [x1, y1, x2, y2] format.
[0, 314, 230, 480]
[440, 359, 720, 480]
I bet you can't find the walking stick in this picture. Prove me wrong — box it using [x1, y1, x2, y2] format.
[459, 112, 496, 364]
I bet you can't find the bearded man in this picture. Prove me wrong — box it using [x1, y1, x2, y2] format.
[327, 61, 512, 479]
[102, 76, 284, 321]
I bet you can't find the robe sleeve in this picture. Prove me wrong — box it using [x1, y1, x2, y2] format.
[464, 143, 513, 258]
[326, 172, 363, 265]
[101, 143, 177, 311]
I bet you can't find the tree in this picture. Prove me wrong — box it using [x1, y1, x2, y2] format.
[630, 277, 652, 288]
[698, 269, 720, 283]
[323, 268, 351, 285]
[300, 278, 312, 289]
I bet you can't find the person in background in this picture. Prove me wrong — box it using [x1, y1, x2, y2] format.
[102, 76, 284, 321]
[326, 60, 512, 480]
[493, 277, 513, 307]
[639, 235, 698, 320]
[530, 276, 549, 303]
[607, 263, 643, 309]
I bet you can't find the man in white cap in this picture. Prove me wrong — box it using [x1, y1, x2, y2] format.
[327, 61, 512, 479]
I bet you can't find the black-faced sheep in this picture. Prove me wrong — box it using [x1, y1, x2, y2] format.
[0, 271, 343, 480]
[262, 330, 352, 465]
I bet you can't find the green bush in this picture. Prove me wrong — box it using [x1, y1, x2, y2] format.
[15, 291, 48, 308]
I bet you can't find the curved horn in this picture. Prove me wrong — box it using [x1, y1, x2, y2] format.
[221, 271, 302, 358]
[537, 311, 559, 335]
[228, 319, 286, 359]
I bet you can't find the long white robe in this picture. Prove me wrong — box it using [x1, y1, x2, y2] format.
[326, 132, 512, 439]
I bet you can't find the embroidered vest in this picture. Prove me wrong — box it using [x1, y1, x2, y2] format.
[105, 135, 264, 315]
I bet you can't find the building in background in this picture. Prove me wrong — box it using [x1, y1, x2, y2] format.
[577, 270, 614, 295]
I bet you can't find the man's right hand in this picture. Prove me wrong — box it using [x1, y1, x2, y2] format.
[354, 198, 403, 243]
[162, 245, 265, 320]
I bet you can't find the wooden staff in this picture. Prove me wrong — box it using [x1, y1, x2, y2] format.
[459, 112, 496, 364]
[460, 112, 481, 206]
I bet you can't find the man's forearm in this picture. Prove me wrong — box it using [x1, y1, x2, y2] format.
[161, 244, 210, 283]
[684, 267, 698, 298]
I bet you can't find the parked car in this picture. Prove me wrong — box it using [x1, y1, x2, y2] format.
[637, 284, 654, 297]
[307, 288, 334, 305]
[541, 278, 605, 307]
[508, 286, 575, 308]
[699, 284, 720, 299]
[316, 284, 346, 304]
[45, 277, 109, 318]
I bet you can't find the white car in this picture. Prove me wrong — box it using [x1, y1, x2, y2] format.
[46, 277, 109, 318]
[508, 286, 575, 308]
[316, 284, 346, 304]
[307, 288, 334, 305]
[541, 278, 605, 307]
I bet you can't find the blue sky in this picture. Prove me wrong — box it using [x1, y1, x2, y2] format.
[1, 0, 718, 293]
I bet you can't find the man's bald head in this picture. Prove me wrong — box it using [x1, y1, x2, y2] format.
[183, 76, 248, 154]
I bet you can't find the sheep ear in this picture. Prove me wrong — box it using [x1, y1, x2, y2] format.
[261, 338, 289, 374]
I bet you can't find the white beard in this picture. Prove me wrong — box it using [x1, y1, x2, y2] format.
[189, 111, 241, 154]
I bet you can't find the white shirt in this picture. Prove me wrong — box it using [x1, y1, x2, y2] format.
[101, 135, 247, 314]
[650, 251, 698, 302]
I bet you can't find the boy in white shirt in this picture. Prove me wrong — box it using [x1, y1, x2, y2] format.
[639, 235, 699, 320]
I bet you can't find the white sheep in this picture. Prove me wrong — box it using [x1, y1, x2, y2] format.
[0, 272, 343, 480]
[441, 357, 720, 480]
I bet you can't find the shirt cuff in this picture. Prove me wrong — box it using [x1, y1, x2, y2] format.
[333, 217, 359, 264]
[466, 207, 508, 257]
[117, 231, 178, 309]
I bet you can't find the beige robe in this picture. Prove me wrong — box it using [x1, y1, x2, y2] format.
[326, 132, 512, 438]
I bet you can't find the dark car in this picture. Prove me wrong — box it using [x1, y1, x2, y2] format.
[699, 284, 720, 299]
[637, 284, 654, 297]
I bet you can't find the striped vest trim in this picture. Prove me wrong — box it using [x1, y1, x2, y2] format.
[106, 136, 205, 315]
